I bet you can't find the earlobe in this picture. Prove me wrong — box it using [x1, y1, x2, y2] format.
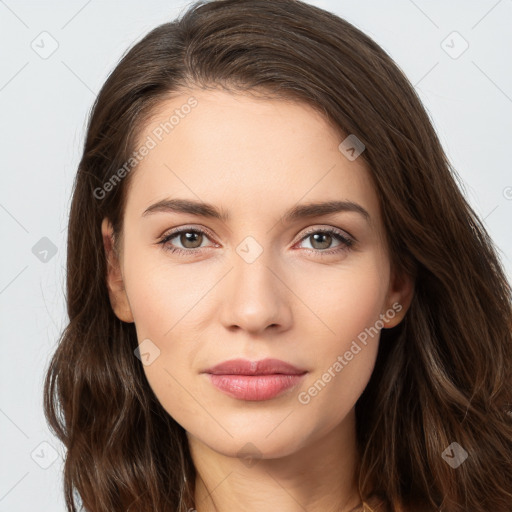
[101, 218, 134, 323]
[382, 269, 415, 329]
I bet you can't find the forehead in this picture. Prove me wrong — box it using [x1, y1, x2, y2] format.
[125, 89, 381, 226]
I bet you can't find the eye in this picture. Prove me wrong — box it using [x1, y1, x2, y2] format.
[157, 227, 217, 256]
[294, 227, 354, 256]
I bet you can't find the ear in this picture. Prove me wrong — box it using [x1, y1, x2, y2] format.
[101, 218, 134, 323]
[381, 267, 415, 329]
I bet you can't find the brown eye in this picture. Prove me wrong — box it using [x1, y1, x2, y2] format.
[296, 228, 353, 255]
[178, 231, 204, 249]
[158, 227, 214, 255]
[309, 232, 333, 250]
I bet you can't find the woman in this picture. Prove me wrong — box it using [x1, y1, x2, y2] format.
[43, 1, 512, 511]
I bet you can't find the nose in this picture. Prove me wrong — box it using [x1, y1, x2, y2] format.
[218, 250, 293, 335]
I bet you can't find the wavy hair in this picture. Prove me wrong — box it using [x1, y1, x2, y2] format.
[43, 1, 512, 510]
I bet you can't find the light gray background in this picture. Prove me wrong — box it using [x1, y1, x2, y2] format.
[1, 1, 511, 510]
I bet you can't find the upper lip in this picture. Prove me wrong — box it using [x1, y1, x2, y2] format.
[203, 358, 307, 376]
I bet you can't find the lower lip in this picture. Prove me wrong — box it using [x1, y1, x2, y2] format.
[206, 373, 306, 401]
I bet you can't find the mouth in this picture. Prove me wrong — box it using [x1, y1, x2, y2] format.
[202, 358, 307, 401]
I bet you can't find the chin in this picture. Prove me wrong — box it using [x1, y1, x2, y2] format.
[187, 424, 309, 461]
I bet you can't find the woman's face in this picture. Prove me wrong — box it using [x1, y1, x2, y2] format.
[102, 88, 412, 459]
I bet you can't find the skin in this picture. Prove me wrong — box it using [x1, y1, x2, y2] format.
[102, 89, 414, 512]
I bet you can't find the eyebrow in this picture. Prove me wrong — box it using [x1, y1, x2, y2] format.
[142, 198, 370, 224]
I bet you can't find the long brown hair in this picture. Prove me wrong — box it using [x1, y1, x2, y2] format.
[43, 1, 512, 510]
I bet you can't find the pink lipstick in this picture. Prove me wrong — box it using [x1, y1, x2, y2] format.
[203, 358, 307, 401]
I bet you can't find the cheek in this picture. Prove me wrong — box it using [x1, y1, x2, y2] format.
[292, 256, 388, 422]
[121, 249, 219, 428]
[123, 244, 211, 338]
[293, 251, 389, 346]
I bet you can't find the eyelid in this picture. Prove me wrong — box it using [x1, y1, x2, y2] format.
[159, 224, 218, 243]
[292, 224, 356, 245]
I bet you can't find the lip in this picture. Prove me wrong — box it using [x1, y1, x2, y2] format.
[203, 358, 307, 401]
[204, 358, 306, 376]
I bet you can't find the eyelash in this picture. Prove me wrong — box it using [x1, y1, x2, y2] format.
[157, 226, 354, 258]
